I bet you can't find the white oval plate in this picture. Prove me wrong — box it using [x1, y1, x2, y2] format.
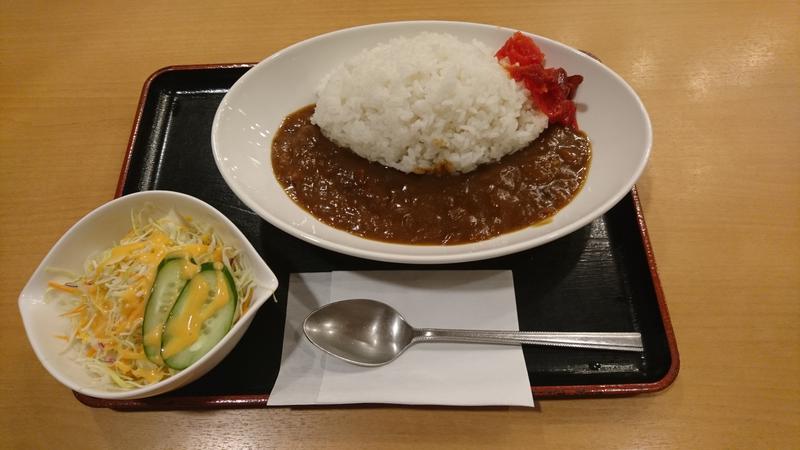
[19, 191, 279, 399]
[212, 21, 651, 264]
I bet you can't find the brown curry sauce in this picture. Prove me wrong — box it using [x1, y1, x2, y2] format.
[272, 104, 591, 245]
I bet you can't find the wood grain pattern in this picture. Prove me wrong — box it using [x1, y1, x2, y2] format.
[1, 1, 798, 448]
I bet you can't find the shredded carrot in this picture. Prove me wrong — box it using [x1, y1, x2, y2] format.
[60, 303, 88, 317]
[118, 349, 145, 360]
[48, 281, 80, 295]
[126, 301, 145, 323]
[213, 247, 223, 263]
[114, 360, 132, 374]
[89, 290, 110, 314]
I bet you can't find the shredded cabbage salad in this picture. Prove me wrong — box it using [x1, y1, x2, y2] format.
[46, 206, 255, 389]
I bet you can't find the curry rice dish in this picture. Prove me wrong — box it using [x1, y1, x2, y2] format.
[271, 32, 591, 245]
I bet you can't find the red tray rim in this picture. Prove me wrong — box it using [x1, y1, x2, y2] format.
[81, 64, 679, 410]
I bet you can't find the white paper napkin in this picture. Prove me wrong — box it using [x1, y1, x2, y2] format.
[267, 270, 534, 407]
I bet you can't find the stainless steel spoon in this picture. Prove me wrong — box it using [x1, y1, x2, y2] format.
[303, 299, 643, 367]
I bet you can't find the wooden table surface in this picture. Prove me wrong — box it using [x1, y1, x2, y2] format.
[1, 1, 798, 448]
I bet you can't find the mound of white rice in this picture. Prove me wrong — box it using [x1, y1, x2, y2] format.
[311, 32, 548, 174]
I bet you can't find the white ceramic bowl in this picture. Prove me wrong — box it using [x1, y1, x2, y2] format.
[212, 21, 652, 264]
[18, 191, 279, 399]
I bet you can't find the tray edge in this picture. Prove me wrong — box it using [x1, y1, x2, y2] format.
[530, 187, 680, 399]
[114, 63, 257, 198]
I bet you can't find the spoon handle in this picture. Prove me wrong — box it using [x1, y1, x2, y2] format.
[413, 329, 643, 352]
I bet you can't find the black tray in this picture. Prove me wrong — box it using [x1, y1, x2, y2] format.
[77, 64, 678, 410]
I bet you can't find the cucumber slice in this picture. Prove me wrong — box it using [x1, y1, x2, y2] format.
[142, 257, 193, 363]
[161, 263, 237, 370]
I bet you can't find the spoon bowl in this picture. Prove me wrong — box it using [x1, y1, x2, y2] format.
[303, 299, 643, 367]
[303, 299, 416, 366]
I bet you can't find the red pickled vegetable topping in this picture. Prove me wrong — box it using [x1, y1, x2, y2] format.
[495, 31, 544, 67]
[496, 32, 583, 129]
